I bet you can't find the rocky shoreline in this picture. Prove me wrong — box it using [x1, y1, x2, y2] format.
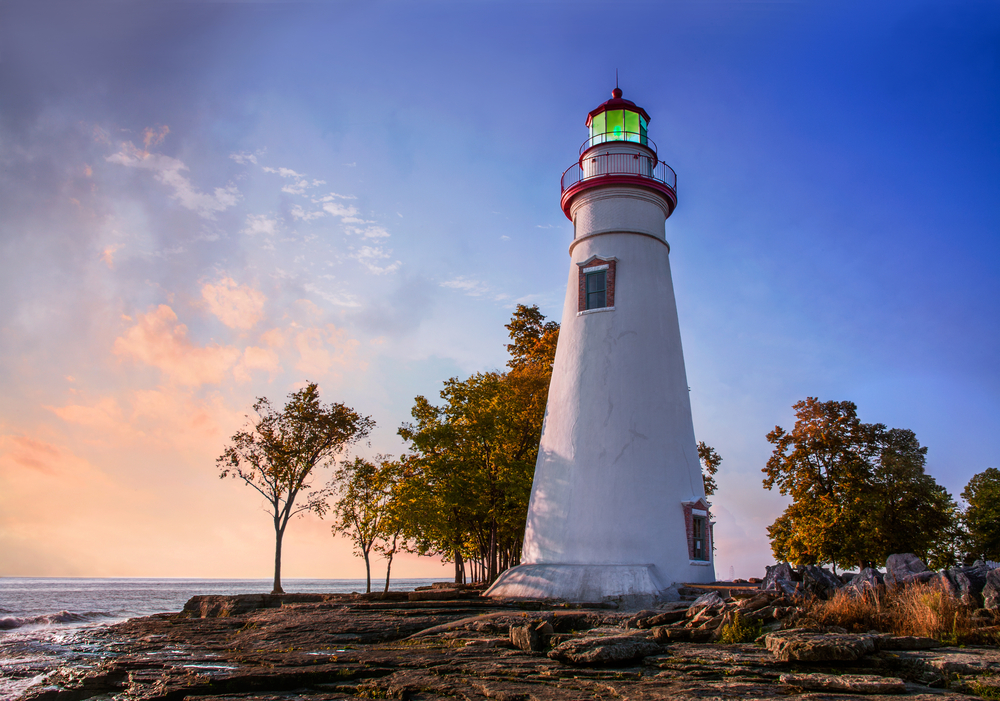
[14, 581, 1000, 701]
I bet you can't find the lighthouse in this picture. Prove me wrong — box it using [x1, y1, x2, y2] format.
[487, 88, 715, 604]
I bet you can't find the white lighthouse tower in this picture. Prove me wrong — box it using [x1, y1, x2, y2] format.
[487, 87, 715, 604]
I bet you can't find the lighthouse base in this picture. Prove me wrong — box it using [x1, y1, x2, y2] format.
[484, 564, 679, 609]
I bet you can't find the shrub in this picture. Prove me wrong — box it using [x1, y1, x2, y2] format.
[715, 611, 763, 644]
[802, 580, 997, 645]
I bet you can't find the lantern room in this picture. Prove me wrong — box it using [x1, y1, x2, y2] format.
[585, 87, 651, 150]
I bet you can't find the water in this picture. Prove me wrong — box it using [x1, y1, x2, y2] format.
[0, 577, 435, 699]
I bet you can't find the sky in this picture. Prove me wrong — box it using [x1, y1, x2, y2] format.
[1, 0, 998, 583]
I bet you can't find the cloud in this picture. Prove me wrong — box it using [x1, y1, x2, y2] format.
[262, 166, 304, 178]
[107, 141, 241, 219]
[201, 278, 266, 330]
[353, 246, 401, 275]
[142, 125, 170, 150]
[233, 345, 281, 383]
[0, 435, 62, 475]
[282, 179, 311, 195]
[346, 225, 389, 239]
[50, 397, 128, 436]
[100, 244, 122, 268]
[322, 201, 360, 219]
[294, 324, 361, 376]
[229, 151, 258, 165]
[240, 214, 279, 236]
[303, 283, 361, 308]
[290, 204, 325, 221]
[113, 305, 241, 386]
[441, 276, 489, 296]
[315, 193, 357, 202]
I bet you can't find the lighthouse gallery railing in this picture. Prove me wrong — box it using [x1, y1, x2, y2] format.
[560, 152, 677, 194]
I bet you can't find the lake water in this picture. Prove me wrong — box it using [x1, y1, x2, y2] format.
[0, 577, 435, 699]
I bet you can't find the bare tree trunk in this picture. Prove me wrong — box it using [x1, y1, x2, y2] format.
[383, 552, 394, 595]
[454, 550, 464, 584]
[488, 518, 498, 583]
[383, 530, 399, 596]
[272, 522, 285, 595]
[363, 550, 372, 593]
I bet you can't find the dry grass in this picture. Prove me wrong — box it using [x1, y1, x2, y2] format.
[802, 581, 999, 645]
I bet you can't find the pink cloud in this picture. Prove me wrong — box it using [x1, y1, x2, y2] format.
[114, 305, 241, 386]
[233, 346, 282, 383]
[295, 324, 361, 376]
[0, 435, 62, 475]
[201, 277, 266, 330]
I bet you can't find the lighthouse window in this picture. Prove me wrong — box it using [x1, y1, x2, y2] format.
[590, 109, 647, 146]
[624, 111, 640, 142]
[590, 111, 606, 144]
[586, 271, 607, 310]
[577, 259, 616, 314]
[605, 110, 624, 140]
[692, 516, 708, 561]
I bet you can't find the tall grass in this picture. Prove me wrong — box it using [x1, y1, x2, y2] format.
[802, 581, 998, 645]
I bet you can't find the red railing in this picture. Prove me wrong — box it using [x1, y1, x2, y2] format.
[560, 152, 677, 194]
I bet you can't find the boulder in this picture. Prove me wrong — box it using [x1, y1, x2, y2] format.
[984, 568, 1000, 611]
[779, 673, 906, 694]
[761, 563, 794, 590]
[949, 564, 989, 606]
[884, 553, 927, 589]
[644, 609, 687, 627]
[509, 620, 553, 652]
[764, 631, 878, 662]
[547, 634, 662, 666]
[686, 592, 724, 617]
[777, 579, 804, 600]
[844, 567, 884, 597]
[799, 565, 842, 600]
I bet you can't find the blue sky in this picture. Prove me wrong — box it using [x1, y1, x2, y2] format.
[1, 0, 997, 580]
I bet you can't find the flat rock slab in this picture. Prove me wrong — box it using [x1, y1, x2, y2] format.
[547, 634, 663, 666]
[766, 631, 878, 662]
[781, 673, 907, 694]
[876, 636, 941, 651]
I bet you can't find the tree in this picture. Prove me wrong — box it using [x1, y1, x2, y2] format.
[397, 305, 558, 585]
[961, 467, 1000, 562]
[762, 398, 957, 571]
[373, 458, 409, 594]
[218, 383, 374, 594]
[330, 455, 401, 594]
[505, 304, 559, 371]
[698, 441, 721, 496]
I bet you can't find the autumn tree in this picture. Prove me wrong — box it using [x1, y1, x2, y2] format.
[763, 398, 956, 571]
[397, 305, 557, 585]
[373, 457, 408, 594]
[961, 467, 1000, 562]
[698, 441, 721, 496]
[218, 383, 374, 594]
[330, 455, 401, 594]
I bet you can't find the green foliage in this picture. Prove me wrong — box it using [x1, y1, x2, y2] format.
[961, 467, 1000, 562]
[715, 611, 762, 644]
[697, 441, 721, 496]
[218, 382, 374, 594]
[397, 305, 557, 584]
[762, 398, 957, 571]
[330, 455, 402, 594]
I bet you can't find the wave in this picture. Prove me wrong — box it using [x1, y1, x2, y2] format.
[0, 610, 114, 631]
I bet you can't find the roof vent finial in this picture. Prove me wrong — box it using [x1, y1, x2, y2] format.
[613, 70, 622, 99]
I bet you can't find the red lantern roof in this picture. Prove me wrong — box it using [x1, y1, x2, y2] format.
[585, 87, 651, 127]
